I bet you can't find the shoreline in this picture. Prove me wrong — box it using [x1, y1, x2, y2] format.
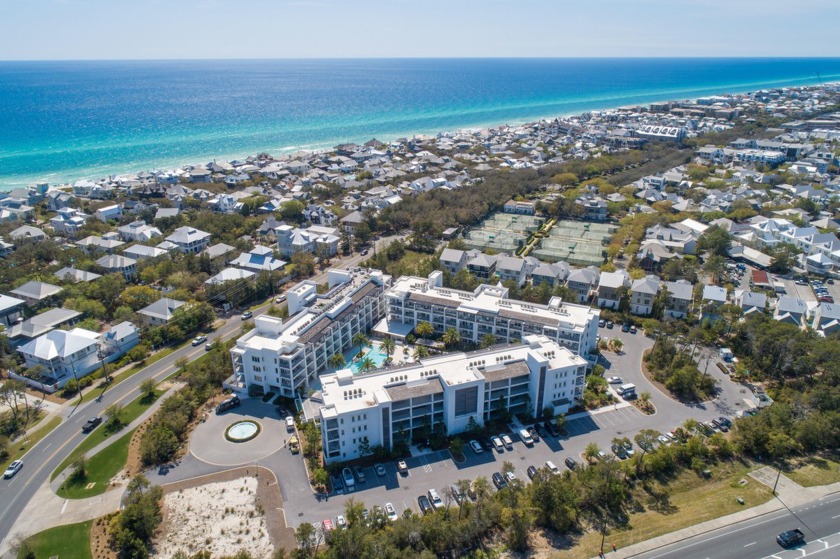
[1, 73, 836, 191]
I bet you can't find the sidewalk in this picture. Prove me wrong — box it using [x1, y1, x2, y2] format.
[0, 383, 185, 557]
[599, 469, 840, 558]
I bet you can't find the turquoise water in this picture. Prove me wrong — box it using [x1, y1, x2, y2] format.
[2, 58, 840, 189]
[347, 346, 389, 374]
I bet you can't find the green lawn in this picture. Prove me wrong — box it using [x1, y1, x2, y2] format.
[57, 427, 136, 499]
[19, 520, 92, 559]
[0, 416, 62, 473]
[80, 348, 176, 403]
[51, 389, 162, 481]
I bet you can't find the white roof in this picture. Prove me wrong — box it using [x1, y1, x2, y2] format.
[18, 328, 100, 360]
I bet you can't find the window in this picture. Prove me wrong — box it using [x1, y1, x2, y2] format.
[454, 386, 478, 417]
[251, 356, 260, 363]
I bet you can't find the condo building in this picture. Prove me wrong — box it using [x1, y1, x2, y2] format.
[230, 269, 390, 397]
[383, 272, 600, 359]
[318, 335, 587, 463]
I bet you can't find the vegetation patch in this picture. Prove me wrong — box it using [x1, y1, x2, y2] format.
[58, 428, 136, 499]
[786, 453, 840, 487]
[0, 416, 61, 472]
[16, 520, 93, 559]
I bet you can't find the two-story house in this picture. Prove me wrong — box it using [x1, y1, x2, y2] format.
[664, 280, 693, 319]
[630, 275, 660, 316]
[596, 270, 630, 310]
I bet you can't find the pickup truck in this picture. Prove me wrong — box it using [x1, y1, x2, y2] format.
[776, 528, 805, 547]
[82, 417, 102, 433]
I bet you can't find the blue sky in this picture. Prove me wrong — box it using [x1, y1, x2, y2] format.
[1, 0, 838, 60]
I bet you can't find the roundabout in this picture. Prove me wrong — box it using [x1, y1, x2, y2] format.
[189, 397, 286, 466]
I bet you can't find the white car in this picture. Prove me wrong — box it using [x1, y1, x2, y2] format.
[505, 471, 517, 483]
[191, 335, 207, 346]
[385, 502, 397, 521]
[3, 460, 23, 479]
[336, 514, 347, 529]
[469, 439, 483, 454]
[607, 376, 623, 384]
[285, 416, 295, 431]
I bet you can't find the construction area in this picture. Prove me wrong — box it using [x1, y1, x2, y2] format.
[530, 220, 616, 266]
[462, 212, 544, 254]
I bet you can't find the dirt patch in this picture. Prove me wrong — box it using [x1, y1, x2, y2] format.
[90, 513, 119, 559]
[157, 466, 295, 555]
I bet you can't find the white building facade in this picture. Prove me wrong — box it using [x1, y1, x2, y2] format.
[318, 335, 587, 464]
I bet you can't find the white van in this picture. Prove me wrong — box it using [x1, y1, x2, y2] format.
[618, 383, 636, 397]
[519, 428, 534, 446]
[546, 460, 560, 475]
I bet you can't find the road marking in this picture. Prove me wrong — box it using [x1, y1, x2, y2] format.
[831, 514, 840, 519]
[60, 499, 68, 514]
[744, 542, 756, 547]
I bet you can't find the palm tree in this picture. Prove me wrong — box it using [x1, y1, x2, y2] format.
[328, 353, 346, 369]
[412, 345, 430, 360]
[442, 327, 461, 349]
[380, 336, 395, 357]
[351, 332, 369, 356]
[415, 321, 434, 339]
[480, 333, 496, 349]
[359, 357, 375, 372]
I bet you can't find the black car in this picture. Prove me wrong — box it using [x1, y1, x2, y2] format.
[418, 495, 433, 515]
[276, 407, 290, 418]
[718, 416, 732, 428]
[492, 472, 507, 490]
[481, 438, 495, 452]
[606, 321, 614, 329]
[621, 323, 631, 332]
[776, 528, 804, 548]
[82, 416, 102, 433]
[534, 422, 548, 439]
[331, 475, 344, 493]
[544, 420, 559, 437]
[526, 465, 538, 480]
[528, 426, 540, 442]
[564, 457, 578, 470]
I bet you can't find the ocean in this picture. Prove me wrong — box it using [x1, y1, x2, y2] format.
[1, 58, 840, 190]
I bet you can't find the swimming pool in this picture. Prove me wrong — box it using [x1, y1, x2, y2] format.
[349, 345, 389, 373]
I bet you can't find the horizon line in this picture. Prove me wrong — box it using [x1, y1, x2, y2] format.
[3, 55, 840, 63]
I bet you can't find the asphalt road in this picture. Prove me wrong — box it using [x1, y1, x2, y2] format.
[634, 493, 840, 559]
[0, 236, 400, 546]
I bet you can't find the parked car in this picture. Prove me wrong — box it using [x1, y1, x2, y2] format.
[607, 376, 623, 384]
[331, 475, 344, 493]
[606, 321, 614, 329]
[469, 439, 483, 454]
[82, 416, 102, 433]
[528, 426, 540, 443]
[285, 416, 295, 431]
[216, 395, 241, 414]
[657, 435, 671, 446]
[630, 325, 637, 333]
[718, 416, 732, 428]
[322, 519, 334, 532]
[491, 436, 505, 452]
[342, 467, 355, 489]
[546, 460, 561, 474]
[492, 472, 507, 489]
[500, 434, 514, 450]
[564, 457, 578, 470]
[622, 441, 635, 456]
[276, 407, 290, 418]
[534, 423, 547, 439]
[385, 502, 398, 521]
[397, 460, 408, 474]
[450, 484, 465, 505]
[544, 420, 559, 437]
[336, 514, 347, 529]
[204, 342, 213, 351]
[527, 465, 538, 480]
[241, 311, 253, 320]
[621, 323, 631, 332]
[611, 444, 628, 459]
[275, 295, 287, 304]
[519, 428, 534, 446]
[598, 319, 606, 327]
[4, 460, 23, 478]
[428, 489, 444, 509]
[712, 419, 729, 432]
[192, 335, 207, 346]
[417, 495, 433, 515]
[375, 464, 386, 476]
[353, 466, 366, 483]
[505, 471, 517, 484]
[360, 249, 369, 256]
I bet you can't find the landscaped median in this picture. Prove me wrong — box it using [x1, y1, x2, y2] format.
[51, 389, 163, 498]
